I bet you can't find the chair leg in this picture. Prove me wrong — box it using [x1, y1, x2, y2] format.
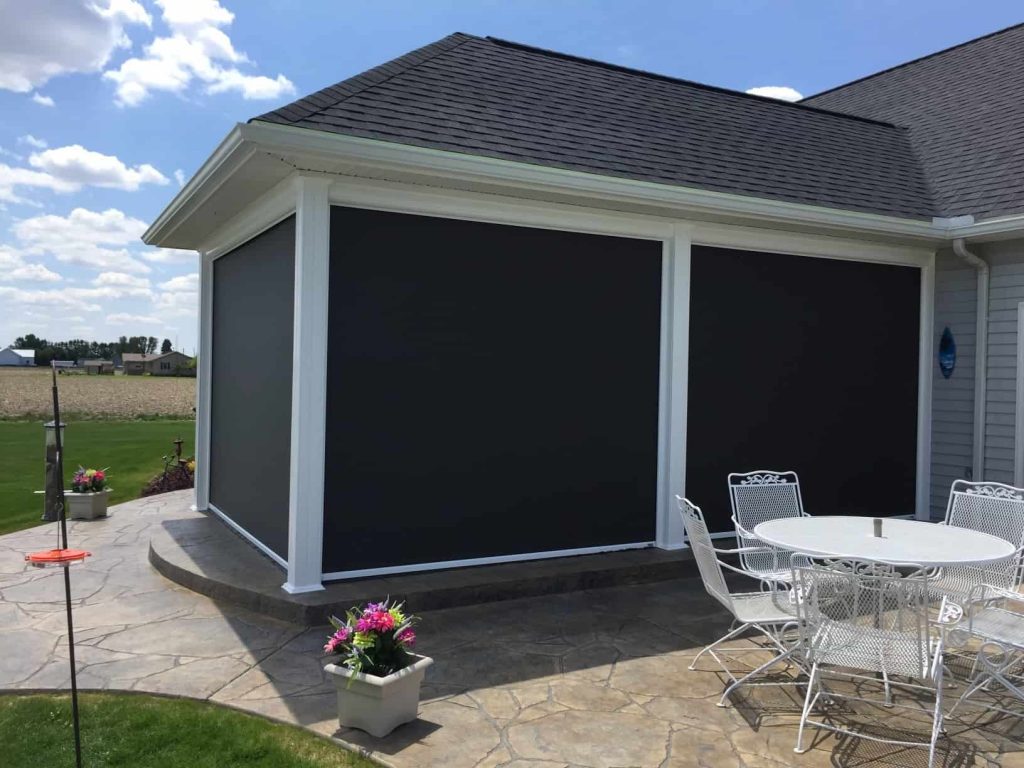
[929, 663, 944, 768]
[689, 622, 752, 671]
[717, 644, 800, 707]
[794, 663, 820, 754]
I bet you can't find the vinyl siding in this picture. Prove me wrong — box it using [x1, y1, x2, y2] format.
[930, 248, 976, 519]
[984, 242, 1024, 485]
[930, 238, 1024, 519]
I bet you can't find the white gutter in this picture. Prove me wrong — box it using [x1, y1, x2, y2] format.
[953, 238, 989, 481]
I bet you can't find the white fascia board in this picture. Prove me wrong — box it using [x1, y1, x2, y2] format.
[943, 214, 1024, 243]
[692, 221, 933, 267]
[143, 125, 251, 246]
[242, 121, 941, 242]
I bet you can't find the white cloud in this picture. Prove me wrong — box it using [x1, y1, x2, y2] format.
[0, 164, 78, 203]
[0, 245, 62, 282]
[142, 246, 196, 263]
[104, 0, 295, 106]
[154, 271, 198, 316]
[159, 273, 198, 292]
[745, 86, 803, 102]
[31, 93, 55, 107]
[13, 207, 151, 274]
[0, 285, 102, 312]
[19, 135, 47, 149]
[0, 145, 168, 204]
[28, 145, 169, 190]
[0, 0, 151, 93]
[173, 168, 186, 187]
[93, 271, 151, 290]
[106, 312, 163, 325]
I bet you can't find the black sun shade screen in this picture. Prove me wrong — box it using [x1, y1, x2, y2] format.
[210, 217, 295, 559]
[686, 245, 920, 533]
[323, 207, 663, 574]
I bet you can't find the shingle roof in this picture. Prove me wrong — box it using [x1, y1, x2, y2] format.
[254, 34, 935, 220]
[802, 23, 1024, 221]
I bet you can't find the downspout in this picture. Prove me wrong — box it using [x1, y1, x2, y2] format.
[953, 238, 988, 480]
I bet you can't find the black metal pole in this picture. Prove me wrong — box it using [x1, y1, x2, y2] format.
[51, 362, 83, 768]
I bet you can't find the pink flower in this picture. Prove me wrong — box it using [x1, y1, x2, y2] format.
[396, 628, 416, 646]
[356, 610, 394, 633]
[323, 626, 351, 654]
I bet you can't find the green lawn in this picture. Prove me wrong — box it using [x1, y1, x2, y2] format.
[0, 420, 195, 535]
[0, 693, 372, 768]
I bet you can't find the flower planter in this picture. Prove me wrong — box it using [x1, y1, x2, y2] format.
[65, 489, 111, 520]
[323, 654, 432, 737]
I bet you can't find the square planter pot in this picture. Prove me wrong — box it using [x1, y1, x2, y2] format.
[66, 489, 111, 520]
[324, 654, 432, 737]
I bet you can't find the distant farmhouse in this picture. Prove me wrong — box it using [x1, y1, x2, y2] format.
[0, 346, 34, 366]
[82, 359, 115, 375]
[122, 351, 195, 376]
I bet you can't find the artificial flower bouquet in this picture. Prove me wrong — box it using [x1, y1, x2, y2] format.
[323, 598, 418, 677]
[71, 466, 109, 493]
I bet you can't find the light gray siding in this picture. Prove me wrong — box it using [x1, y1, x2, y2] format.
[930, 248, 976, 518]
[983, 242, 1024, 486]
[930, 238, 1024, 518]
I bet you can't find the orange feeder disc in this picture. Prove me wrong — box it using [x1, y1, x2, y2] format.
[25, 548, 91, 568]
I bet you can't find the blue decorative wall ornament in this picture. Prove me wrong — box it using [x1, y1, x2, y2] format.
[938, 326, 956, 379]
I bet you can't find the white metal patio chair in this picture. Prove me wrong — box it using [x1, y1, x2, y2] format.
[931, 480, 1024, 604]
[946, 582, 1024, 720]
[677, 496, 802, 707]
[728, 470, 808, 585]
[791, 558, 946, 767]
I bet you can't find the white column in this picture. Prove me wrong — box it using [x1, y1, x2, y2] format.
[656, 223, 691, 548]
[193, 251, 213, 512]
[283, 175, 331, 593]
[915, 257, 935, 520]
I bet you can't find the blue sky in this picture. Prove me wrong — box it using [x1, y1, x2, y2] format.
[1, 1, 1020, 354]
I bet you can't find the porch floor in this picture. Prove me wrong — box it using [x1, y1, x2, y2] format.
[149, 504, 695, 624]
[3, 492, 1024, 767]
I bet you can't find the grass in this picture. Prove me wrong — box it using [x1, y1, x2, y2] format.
[0, 420, 195, 535]
[0, 693, 373, 768]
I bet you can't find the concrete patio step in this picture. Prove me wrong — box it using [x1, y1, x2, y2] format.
[149, 511, 699, 625]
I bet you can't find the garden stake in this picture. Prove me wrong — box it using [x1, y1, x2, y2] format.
[24, 362, 88, 768]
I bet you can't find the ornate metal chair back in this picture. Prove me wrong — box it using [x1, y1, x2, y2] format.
[728, 471, 806, 578]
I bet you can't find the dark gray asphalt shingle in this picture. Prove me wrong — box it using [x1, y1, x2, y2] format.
[254, 34, 935, 220]
[803, 23, 1024, 221]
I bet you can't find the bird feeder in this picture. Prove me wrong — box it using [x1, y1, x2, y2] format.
[42, 420, 66, 522]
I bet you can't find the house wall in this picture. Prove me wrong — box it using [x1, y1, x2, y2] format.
[0, 349, 32, 366]
[148, 351, 194, 376]
[929, 237, 1024, 517]
[985, 241, 1024, 485]
[209, 216, 295, 560]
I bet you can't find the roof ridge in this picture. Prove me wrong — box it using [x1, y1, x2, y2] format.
[484, 36, 905, 130]
[252, 32, 479, 126]
[802, 21, 1024, 101]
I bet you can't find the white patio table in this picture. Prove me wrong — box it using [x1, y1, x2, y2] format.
[752, 516, 1015, 568]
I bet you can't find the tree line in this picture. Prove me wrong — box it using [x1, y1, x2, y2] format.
[11, 334, 175, 365]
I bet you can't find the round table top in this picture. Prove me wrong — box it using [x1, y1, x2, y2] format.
[752, 516, 1016, 567]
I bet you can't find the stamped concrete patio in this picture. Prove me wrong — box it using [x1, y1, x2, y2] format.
[2, 491, 1024, 767]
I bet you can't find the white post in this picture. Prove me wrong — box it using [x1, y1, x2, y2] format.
[283, 175, 331, 593]
[193, 251, 213, 512]
[915, 257, 935, 520]
[656, 223, 691, 548]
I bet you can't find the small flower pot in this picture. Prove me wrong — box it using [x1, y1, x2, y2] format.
[323, 654, 432, 737]
[65, 489, 111, 520]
